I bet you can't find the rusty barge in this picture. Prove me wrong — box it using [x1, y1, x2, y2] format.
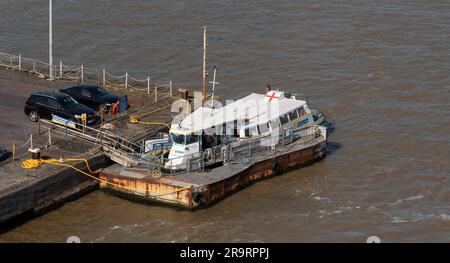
[100, 125, 326, 208]
[98, 90, 327, 209]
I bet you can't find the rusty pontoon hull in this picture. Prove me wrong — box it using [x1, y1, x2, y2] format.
[99, 127, 327, 209]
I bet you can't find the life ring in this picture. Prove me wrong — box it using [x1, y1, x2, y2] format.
[272, 162, 283, 175]
[111, 102, 120, 115]
[203, 148, 213, 162]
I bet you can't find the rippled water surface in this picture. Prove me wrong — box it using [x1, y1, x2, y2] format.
[0, 0, 449, 242]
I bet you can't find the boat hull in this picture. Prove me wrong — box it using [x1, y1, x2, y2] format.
[99, 133, 327, 209]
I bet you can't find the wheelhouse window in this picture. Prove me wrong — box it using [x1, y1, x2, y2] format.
[279, 114, 290, 125]
[170, 133, 185, 144]
[289, 109, 298, 121]
[185, 134, 199, 144]
[297, 106, 306, 117]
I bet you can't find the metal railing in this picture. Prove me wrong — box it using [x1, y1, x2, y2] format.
[128, 124, 326, 176]
[38, 114, 325, 176]
[39, 118, 144, 156]
[0, 51, 173, 96]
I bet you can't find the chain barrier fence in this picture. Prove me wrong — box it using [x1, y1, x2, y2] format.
[0, 52, 173, 98]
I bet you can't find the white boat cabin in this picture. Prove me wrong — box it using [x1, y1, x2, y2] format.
[167, 91, 314, 165]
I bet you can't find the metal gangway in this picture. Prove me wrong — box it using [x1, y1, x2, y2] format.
[40, 119, 148, 167]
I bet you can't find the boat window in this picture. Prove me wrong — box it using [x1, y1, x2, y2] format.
[250, 126, 258, 136]
[244, 126, 258, 137]
[297, 106, 306, 117]
[289, 109, 298, 120]
[258, 122, 271, 134]
[279, 114, 290, 125]
[185, 134, 199, 144]
[171, 133, 185, 144]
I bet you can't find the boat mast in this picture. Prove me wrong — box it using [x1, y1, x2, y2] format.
[202, 26, 207, 103]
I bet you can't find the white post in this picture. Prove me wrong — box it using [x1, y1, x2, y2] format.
[125, 72, 128, 89]
[48, 127, 52, 145]
[32, 59, 36, 72]
[102, 69, 106, 87]
[209, 66, 218, 109]
[81, 64, 84, 82]
[18, 54, 21, 70]
[59, 61, 62, 78]
[49, 0, 53, 80]
[30, 134, 33, 149]
[154, 86, 158, 102]
[147, 77, 150, 94]
[169, 80, 172, 96]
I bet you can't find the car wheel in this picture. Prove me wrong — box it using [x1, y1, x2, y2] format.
[29, 110, 39, 122]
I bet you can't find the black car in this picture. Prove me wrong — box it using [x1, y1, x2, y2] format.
[0, 145, 7, 161]
[60, 84, 120, 112]
[24, 91, 100, 126]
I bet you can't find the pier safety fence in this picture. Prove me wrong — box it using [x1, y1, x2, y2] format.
[0, 52, 173, 98]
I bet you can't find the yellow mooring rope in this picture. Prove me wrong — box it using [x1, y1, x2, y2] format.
[21, 158, 190, 196]
[129, 104, 172, 129]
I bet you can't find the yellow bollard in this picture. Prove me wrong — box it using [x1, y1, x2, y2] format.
[12, 142, 15, 160]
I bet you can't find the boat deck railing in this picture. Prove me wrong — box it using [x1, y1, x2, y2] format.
[39, 116, 325, 175]
[127, 125, 326, 176]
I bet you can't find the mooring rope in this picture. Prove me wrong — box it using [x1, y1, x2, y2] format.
[21, 158, 190, 196]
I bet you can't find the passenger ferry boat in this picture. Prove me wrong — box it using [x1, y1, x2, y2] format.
[99, 87, 327, 208]
[163, 90, 316, 169]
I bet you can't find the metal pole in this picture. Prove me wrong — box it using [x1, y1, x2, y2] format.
[202, 26, 207, 103]
[81, 64, 84, 82]
[48, 127, 52, 145]
[102, 69, 106, 87]
[147, 77, 150, 94]
[169, 80, 172, 96]
[154, 86, 158, 102]
[18, 54, 21, 70]
[32, 59, 36, 72]
[59, 61, 62, 78]
[49, 0, 53, 80]
[125, 72, 128, 89]
[210, 66, 218, 109]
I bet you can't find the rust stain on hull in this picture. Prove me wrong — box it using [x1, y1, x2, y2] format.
[100, 140, 326, 209]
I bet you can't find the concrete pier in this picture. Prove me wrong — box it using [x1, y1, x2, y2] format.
[0, 69, 174, 226]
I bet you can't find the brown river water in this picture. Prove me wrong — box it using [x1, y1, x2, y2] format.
[0, 0, 449, 242]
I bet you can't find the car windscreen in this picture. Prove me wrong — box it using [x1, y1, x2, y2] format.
[58, 96, 79, 108]
[90, 87, 108, 97]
